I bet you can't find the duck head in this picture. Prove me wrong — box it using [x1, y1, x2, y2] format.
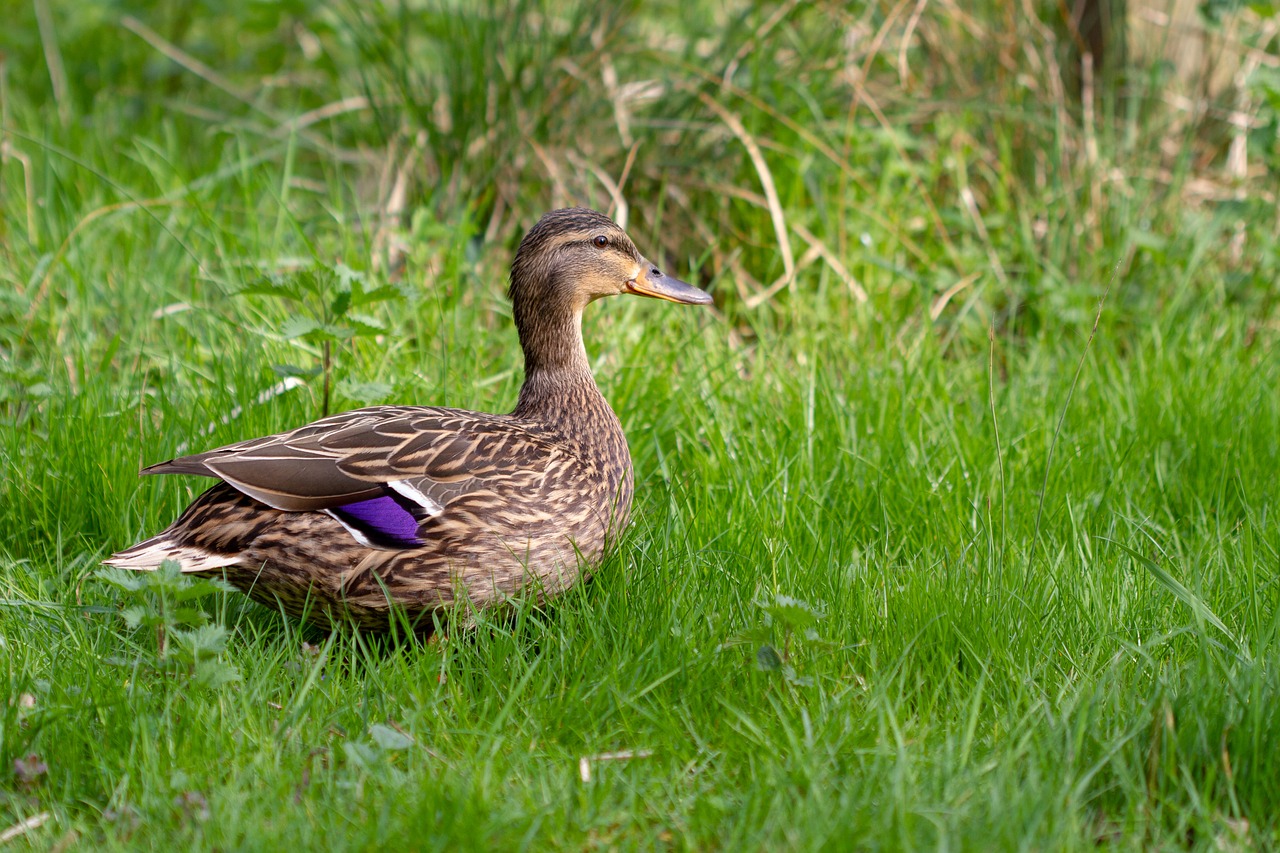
[509, 208, 712, 371]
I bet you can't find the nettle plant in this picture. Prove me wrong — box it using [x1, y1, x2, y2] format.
[235, 263, 405, 416]
[97, 561, 241, 690]
[725, 592, 829, 688]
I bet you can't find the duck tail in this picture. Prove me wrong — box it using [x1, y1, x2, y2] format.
[103, 535, 241, 573]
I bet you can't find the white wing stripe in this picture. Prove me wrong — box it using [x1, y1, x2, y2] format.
[388, 480, 445, 516]
[322, 509, 377, 548]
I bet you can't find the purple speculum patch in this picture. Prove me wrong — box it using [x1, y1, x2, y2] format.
[331, 493, 422, 547]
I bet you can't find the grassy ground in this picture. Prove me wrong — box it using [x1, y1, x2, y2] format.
[2, 0, 1279, 848]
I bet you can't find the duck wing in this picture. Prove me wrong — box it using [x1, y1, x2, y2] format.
[142, 405, 569, 548]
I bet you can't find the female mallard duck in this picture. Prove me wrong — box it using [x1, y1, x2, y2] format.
[106, 208, 712, 629]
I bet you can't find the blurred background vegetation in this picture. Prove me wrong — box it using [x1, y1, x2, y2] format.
[2, 0, 1278, 400]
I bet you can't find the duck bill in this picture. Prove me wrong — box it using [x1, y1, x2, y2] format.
[625, 265, 713, 305]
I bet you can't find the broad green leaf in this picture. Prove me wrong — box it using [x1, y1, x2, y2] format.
[343, 741, 381, 771]
[96, 567, 152, 592]
[168, 606, 209, 627]
[235, 275, 303, 301]
[334, 262, 366, 290]
[121, 605, 151, 629]
[294, 268, 325, 297]
[173, 624, 231, 657]
[192, 660, 241, 689]
[316, 323, 355, 341]
[758, 594, 824, 630]
[345, 313, 386, 336]
[350, 284, 403, 307]
[280, 315, 322, 340]
[756, 644, 782, 672]
[338, 380, 394, 403]
[170, 577, 237, 601]
[330, 289, 352, 317]
[370, 724, 414, 751]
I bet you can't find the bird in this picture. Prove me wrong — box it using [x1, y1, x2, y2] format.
[105, 208, 713, 630]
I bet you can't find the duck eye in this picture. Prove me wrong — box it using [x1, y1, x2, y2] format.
[593, 235, 609, 248]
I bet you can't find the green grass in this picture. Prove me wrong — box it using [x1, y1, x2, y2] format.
[3, 0, 1280, 848]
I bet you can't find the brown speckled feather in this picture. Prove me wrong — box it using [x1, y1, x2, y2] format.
[105, 208, 711, 631]
[142, 406, 575, 512]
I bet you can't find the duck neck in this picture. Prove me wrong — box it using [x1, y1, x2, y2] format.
[512, 301, 602, 420]
[516, 297, 590, 374]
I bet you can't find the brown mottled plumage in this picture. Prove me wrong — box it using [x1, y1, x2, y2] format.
[105, 208, 712, 630]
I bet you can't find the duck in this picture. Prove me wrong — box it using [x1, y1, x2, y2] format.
[105, 208, 713, 630]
